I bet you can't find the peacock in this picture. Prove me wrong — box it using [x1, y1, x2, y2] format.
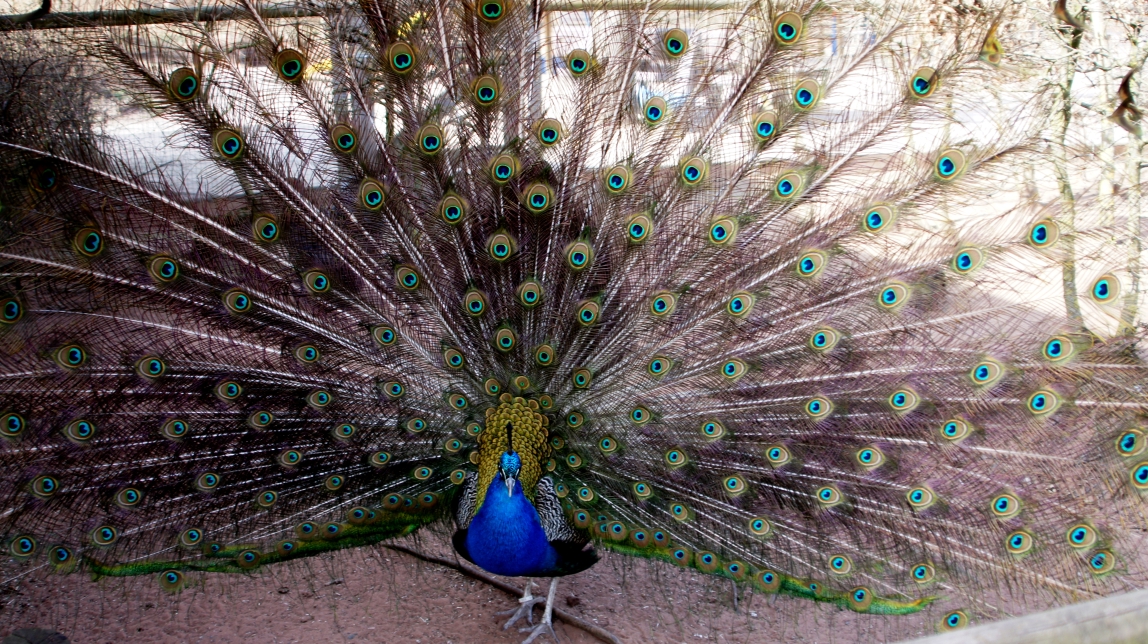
[0, 0, 1146, 641]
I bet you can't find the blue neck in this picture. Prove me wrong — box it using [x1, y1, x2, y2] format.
[464, 473, 557, 577]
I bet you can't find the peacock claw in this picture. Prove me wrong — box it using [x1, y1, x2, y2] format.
[517, 578, 561, 644]
[518, 618, 558, 644]
[499, 581, 544, 629]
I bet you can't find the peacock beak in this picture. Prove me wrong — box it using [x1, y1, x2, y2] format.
[504, 473, 515, 497]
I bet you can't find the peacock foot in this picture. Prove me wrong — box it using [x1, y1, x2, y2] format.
[518, 615, 557, 644]
[498, 580, 545, 629]
[518, 578, 560, 644]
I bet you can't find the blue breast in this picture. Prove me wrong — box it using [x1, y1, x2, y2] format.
[464, 474, 558, 577]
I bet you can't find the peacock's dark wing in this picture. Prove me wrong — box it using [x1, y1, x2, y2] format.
[535, 477, 598, 577]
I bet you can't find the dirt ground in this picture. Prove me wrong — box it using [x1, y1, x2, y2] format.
[0, 532, 951, 644]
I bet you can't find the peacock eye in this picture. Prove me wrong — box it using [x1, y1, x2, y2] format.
[478, 0, 506, 22]
[878, 282, 909, 310]
[649, 292, 677, 317]
[951, 247, 984, 274]
[748, 517, 771, 537]
[395, 265, 420, 290]
[534, 344, 555, 366]
[575, 300, 600, 326]
[1091, 274, 1121, 304]
[1066, 523, 1097, 549]
[330, 124, 357, 153]
[387, 42, 416, 74]
[663, 28, 688, 57]
[647, 356, 671, 377]
[816, 485, 843, 506]
[246, 408, 270, 429]
[765, 445, 791, 467]
[863, 204, 896, 232]
[942, 611, 968, 631]
[701, 420, 725, 440]
[92, 526, 119, 546]
[515, 279, 541, 307]
[0, 297, 23, 324]
[722, 475, 746, 496]
[1026, 389, 1060, 416]
[828, 554, 852, 575]
[169, 67, 199, 100]
[489, 153, 518, 184]
[773, 12, 804, 44]
[483, 379, 501, 397]
[195, 472, 220, 491]
[630, 406, 650, 424]
[792, 79, 820, 109]
[934, 148, 966, 180]
[752, 110, 778, 141]
[368, 328, 395, 350]
[605, 165, 631, 193]
[909, 67, 939, 98]
[940, 418, 971, 442]
[856, 446, 885, 469]
[535, 118, 563, 146]
[64, 419, 96, 443]
[494, 327, 518, 351]
[1028, 219, 1060, 248]
[439, 194, 466, 224]
[680, 157, 706, 185]
[274, 49, 306, 82]
[808, 327, 840, 352]
[443, 348, 465, 369]
[804, 396, 833, 419]
[567, 50, 592, 76]
[625, 213, 653, 244]
[472, 75, 500, 106]
[643, 97, 667, 124]
[795, 250, 826, 277]
[1005, 529, 1034, 555]
[709, 218, 738, 246]
[73, 227, 104, 257]
[720, 359, 747, 381]
[148, 255, 180, 283]
[906, 486, 936, 510]
[990, 493, 1021, 518]
[911, 563, 935, 583]
[308, 390, 332, 408]
[55, 343, 87, 369]
[774, 172, 803, 199]
[664, 448, 688, 468]
[223, 289, 252, 313]
[463, 289, 488, 316]
[116, 487, 144, 508]
[1089, 550, 1116, 574]
[213, 129, 245, 160]
[523, 182, 553, 213]
[888, 387, 920, 413]
[1116, 429, 1146, 456]
[360, 177, 386, 210]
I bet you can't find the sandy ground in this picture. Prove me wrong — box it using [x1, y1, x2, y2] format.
[0, 532, 948, 644]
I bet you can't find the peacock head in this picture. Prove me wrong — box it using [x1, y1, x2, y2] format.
[498, 422, 521, 496]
